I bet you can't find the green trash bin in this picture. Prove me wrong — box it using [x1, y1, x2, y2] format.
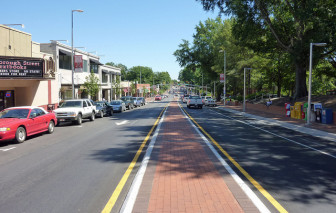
[303, 102, 308, 120]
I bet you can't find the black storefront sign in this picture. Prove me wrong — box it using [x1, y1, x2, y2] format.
[0, 58, 44, 78]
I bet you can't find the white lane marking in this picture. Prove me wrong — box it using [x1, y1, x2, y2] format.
[180, 105, 271, 213]
[116, 120, 129, 126]
[120, 104, 168, 213]
[0, 147, 16, 152]
[210, 109, 336, 159]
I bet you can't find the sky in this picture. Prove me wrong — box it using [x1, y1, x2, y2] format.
[1, 0, 219, 80]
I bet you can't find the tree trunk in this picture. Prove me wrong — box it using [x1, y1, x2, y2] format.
[294, 63, 308, 99]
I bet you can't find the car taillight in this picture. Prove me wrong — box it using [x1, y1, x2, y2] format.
[202, 100, 204, 103]
[188, 100, 190, 103]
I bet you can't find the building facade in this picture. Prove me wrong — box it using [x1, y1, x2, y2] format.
[0, 25, 57, 111]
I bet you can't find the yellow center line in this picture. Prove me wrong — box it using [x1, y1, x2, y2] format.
[102, 104, 168, 213]
[181, 105, 288, 213]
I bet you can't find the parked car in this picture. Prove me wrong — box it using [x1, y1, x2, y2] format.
[187, 95, 203, 109]
[132, 97, 142, 107]
[110, 100, 126, 112]
[94, 101, 113, 117]
[54, 99, 96, 125]
[205, 98, 217, 107]
[0, 107, 57, 143]
[121, 96, 134, 110]
[139, 97, 146, 106]
[155, 95, 162, 101]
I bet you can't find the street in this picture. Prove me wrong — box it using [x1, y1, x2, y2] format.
[0, 99, 168, 213]
[181, 102, 336, 213]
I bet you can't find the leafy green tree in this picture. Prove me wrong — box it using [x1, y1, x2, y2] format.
[113, 76, 121, 98]
[106, 62, 128, 81]
[197, 0, 336, 98]
[83, 71, 100, 100]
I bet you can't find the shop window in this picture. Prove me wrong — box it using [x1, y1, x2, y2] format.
[64, 90, 72, 99]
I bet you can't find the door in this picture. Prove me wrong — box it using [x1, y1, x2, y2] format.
[27, 109, 45, 134]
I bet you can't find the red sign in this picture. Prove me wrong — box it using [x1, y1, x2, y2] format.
[74, 55, 83, 72]
[220, 74, 225, 83]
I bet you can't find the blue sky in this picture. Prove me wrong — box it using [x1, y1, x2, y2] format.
[1, 0, 219, 80]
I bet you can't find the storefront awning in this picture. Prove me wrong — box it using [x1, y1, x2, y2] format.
[90, 58, 103, 65]
[59, 49, 72, 56]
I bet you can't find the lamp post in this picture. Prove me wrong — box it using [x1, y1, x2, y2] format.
[243, 68, 252, 112]
[71, 9, 84, 99]
[219, 50, 226, 105]
[307, 42, 327, 125]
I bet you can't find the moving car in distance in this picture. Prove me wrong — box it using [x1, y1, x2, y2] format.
[54, 99, 96, 126]
[110, 100, 126, 112]
[121, 96, 134, 110]
[0, 106, 57, 143]
[183, 95, 189, 103]
[155, 95, 162, 101]
[94, 101, 113, 117]
[205, 98, 217, 107]
[187, 95, 203, 109]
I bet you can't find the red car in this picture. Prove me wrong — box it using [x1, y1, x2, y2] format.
[0, 107, 57, 143]
[155, 95, 162, 101]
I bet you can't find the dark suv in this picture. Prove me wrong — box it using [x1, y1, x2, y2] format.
[121, 96, 134, 110]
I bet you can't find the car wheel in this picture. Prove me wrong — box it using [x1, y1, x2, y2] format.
[99, 110, 104, 118]
[48, 121, 55, 134]
[90, 112, 95, 121]
[76, 114, 82, 125]
[110, 110, 113, 116]
[15, 127, 26, 143]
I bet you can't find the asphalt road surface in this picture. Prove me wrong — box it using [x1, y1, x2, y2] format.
[182, 102, 336, 213]
[0, 98, 168, 213]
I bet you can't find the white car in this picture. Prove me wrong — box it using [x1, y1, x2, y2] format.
[54, 99, 96, 125]
[132, 97, 142, 107]
[205, 98, 217, 107]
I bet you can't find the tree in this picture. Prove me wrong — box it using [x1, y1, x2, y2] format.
[105, 62, 128, 81]
[83, 71, 100, 100]
[113, 76, 121, 98]
[196, 0, 336, 98]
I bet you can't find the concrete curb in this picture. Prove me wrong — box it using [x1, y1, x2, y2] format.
[218, 107, 336, 142]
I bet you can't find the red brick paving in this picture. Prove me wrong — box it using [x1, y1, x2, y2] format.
[145, 101, 245, 213]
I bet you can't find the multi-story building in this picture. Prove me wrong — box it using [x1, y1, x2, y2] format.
[0, 25, 57, 111]
[40, 41, 121, 102]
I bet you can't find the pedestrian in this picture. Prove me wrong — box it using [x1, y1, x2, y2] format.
[266, 99, 272, 109]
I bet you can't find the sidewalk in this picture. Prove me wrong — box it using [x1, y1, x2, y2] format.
[130, 101, 259, 213]
[218, 102, 336, 141]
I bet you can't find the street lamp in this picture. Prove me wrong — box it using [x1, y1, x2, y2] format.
[307, 42, 327, 125]
[219, 50, 226, 105]
[71, 9, 84, 99]
[243, 68, 252, 112]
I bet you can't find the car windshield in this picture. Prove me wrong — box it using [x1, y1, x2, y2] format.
[59, 101, 82, 108]
[0, 109, 30, 119]
[110, 101, 121, 105]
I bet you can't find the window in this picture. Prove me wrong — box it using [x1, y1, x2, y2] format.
[36, 108, 45, 116]
[59, 54, 71, 70]
[102, 71, 108, 83]
[90, 64, 98, 74]
[30, 109, 38, 118]
[83, 101, 87, 107]
[83, 60, 88, 72]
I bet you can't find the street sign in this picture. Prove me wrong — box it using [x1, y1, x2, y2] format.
[220, 74, 225, 83]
